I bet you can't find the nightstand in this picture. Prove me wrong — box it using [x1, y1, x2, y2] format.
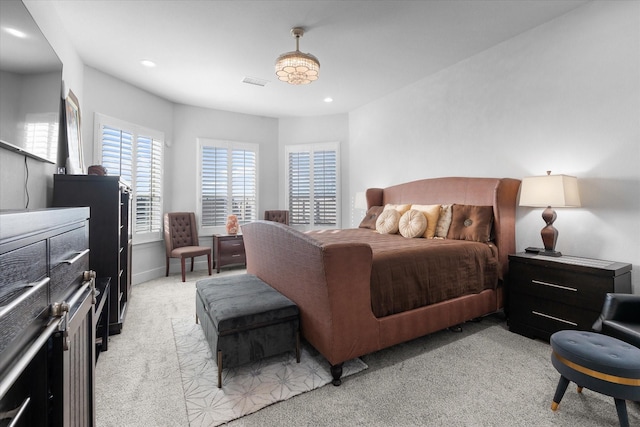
[507, 252, 631, 341]
[213, 234, 246, 273]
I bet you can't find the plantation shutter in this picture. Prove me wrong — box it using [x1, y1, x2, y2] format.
[100, 124, 133, 185]
[313, 150, 337, 225]
[135, 135, 162, 233]
[286, 142, 339, 227]
[288, 151, 311, 225]
[95, 113, 164, 242]
[201, 146, 229, 226]
[231, 149, 257, 222]
[199, 139, 258, 227]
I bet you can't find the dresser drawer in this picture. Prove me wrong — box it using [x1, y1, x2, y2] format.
[0, 241, 47, 289]
[49, 226, 89, 303]
[509, 263, 612, 312]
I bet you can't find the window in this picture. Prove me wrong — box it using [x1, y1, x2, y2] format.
[285, 142, 340, 227]
[198, 138, 258, 229]
[94, 113, 163, 243]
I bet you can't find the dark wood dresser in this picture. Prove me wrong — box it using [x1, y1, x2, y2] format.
[0, 208, 96, 426]
[508, 252, 632, 341]
[214, 234, 246, 273]
[53, 175, 132, 335]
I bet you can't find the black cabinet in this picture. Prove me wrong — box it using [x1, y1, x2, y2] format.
[53, 175, 132, 335]
[508, 252, 632, 341]
[0, 208, 95, 426]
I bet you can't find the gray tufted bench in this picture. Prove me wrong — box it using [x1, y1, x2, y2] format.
[195, 274, 300, 388]
[550, 330, 640, 427]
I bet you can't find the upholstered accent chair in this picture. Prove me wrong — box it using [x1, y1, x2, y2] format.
[593, 293, 640, 348]
[164, 212, 212, 282]
[264, 210, 289, 225]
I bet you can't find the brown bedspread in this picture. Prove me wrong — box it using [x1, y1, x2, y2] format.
[306, 229, 499, 317]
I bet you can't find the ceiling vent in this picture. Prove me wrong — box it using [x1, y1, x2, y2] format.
[242, 76, 269, 87]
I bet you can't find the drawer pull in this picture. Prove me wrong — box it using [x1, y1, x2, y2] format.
[532, 310, 577, 326]
[0, 277, 49, 320]
[231, 254, 241, 258]
[61, 249, 90, 265]
[0, 318, 61, 399]
[531, 280, 577, 292]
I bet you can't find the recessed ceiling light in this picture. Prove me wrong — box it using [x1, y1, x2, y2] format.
[324, 97, 333, 103]
[5, 27, 27, 38]
[140, 59, 157, 68]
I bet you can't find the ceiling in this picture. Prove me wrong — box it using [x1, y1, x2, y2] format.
[44, 0, 587, 118]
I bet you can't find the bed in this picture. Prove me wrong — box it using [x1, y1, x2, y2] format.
[241, 176, 521, 385]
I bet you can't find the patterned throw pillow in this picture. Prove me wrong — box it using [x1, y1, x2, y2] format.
[435, 204, 453, 238]
[359, 206, 384, 230]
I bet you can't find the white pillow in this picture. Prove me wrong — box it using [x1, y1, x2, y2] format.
[398, 209, 427, 238]
[376, 209, 401, 234]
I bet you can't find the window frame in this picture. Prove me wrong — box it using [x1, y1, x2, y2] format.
[93, 113, 164, 245]
[196, 138, 259, 235]
[285, 141, 340, 229]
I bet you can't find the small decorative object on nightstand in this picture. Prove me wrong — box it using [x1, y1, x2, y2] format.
[508, 252, 631, 341]
[214, 234, 246, 273]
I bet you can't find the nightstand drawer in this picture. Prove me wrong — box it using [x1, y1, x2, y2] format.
[509, 263, 612, 312]
[218, 238, 244, 253]
[510, 295, 598, 331]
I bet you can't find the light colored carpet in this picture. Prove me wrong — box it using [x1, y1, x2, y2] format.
[96, 270, 640, 426]
[172, 319, 367, 426]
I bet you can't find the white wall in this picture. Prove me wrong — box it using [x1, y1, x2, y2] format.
[349, 1, 640, 292]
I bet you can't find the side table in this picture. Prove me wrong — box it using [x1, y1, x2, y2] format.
[213, 234, 246, 273]
[508, 252, 632, 341]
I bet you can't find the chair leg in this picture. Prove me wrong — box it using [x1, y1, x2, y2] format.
[614, 398, 630, 427]
[551, 375, 570, 411]
[166, 257, 170, 277]
[180, 258, 186, 282]
[191, 257, 195, 272]
[217, 350, 223, 388]
[207, 253, 212, 276]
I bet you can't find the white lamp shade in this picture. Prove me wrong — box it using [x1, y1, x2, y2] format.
[354, 192, 367, 210]
[519, 174, 581, 208]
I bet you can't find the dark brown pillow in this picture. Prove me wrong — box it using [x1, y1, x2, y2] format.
[359, 206, 384, 229]
[446, 205, 494, 242]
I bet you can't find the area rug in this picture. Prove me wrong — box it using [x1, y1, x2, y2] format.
[171, 318, 368, 426]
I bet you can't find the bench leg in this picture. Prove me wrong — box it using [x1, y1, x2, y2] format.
[217, 350, 223, 388]
[551, 375, 570, 411]
[295, 331, 300, 363]
[614, 398, 630, 427]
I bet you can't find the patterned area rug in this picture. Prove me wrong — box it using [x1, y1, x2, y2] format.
[171, 318, 368, 426]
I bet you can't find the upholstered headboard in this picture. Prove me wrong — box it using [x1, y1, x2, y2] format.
[365, 177, 521, 280]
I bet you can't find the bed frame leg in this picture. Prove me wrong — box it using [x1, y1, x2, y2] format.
[330, 363, 343, 386]
[448, 324, 463, 333]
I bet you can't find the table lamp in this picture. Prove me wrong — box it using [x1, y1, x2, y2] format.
[519, 171, 581, 257]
